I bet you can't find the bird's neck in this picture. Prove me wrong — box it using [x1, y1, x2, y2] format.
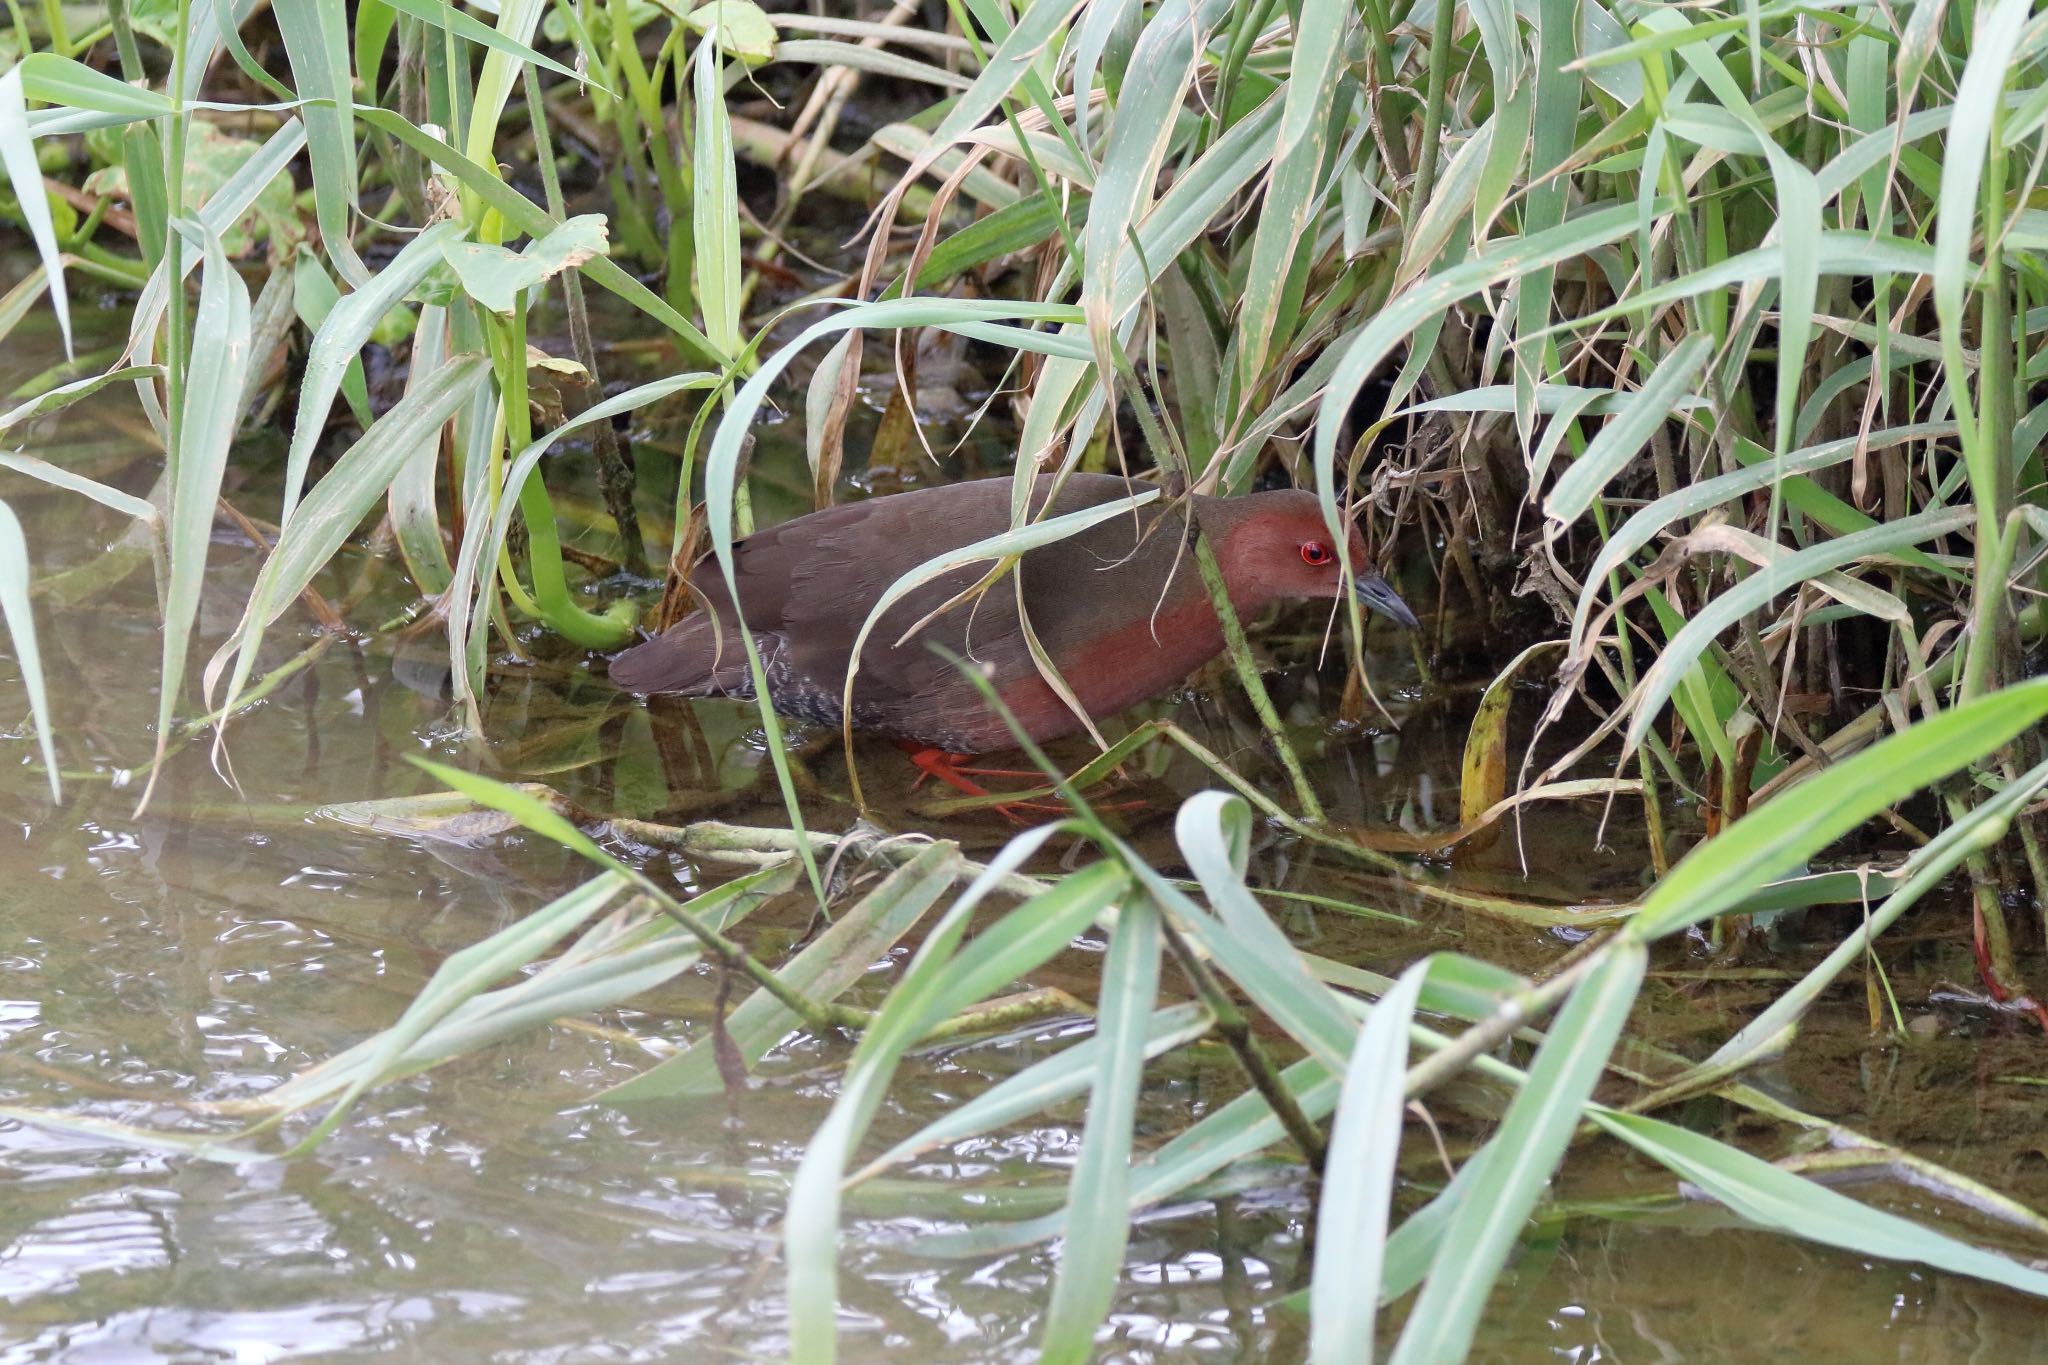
[1204, 516, 1287, 617]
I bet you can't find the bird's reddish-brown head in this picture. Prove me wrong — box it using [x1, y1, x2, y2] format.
[1207, 489, 1420, 626]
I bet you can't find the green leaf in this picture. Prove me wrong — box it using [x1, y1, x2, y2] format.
[1309, 957, 1432, 1364]
[1080, 0, 1215, 374]
[1630, 680, 2048, 941]
[441, 214, 607, 316]
[0, 367, 164, 436]
[286, 222, 465, 523]
[1235, 0, 1349, 391]
[785, 842, 1123, 1364]
[138, 220, 251, 812]
[601, 842, 964, 1100]
[409, 759, 612, 863]
[0, 64, 72, 356]
[265, 862, 791, 1111]
[1621, 506, 1974, 754]
[1313, 200, 1649, 545]
[378, 0, 596, 86]
[87, 119, 300, 256]
[291, 251, 373, 429]
[1038, 897, 1161, 1364]
[691, 29, 741, 357]
[1542, 332, 1712, 525]
[204, 355, 492, 723]
[1594, 1110, 2048, 1299]
[444, 371, 719, 728]
[352, 106, 730, 368]
[1389, 942, 1648, 1365]
[16, 50, 175, 117]
[0, 499, 57, 801]
[273, 0, 368, 285]
[679, 0, 777, 63]
[1161, 793, 1359, 1069]
[1706, 756, 2048, 1071]
[852, 1003, 1213, 1182]
[1567, 422, 1956, 654]
[387, 305, 455, 594]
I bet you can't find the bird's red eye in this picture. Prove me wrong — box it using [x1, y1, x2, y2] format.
[1300, 541, 1332, 566]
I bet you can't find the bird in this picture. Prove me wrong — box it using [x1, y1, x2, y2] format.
[608, 474, 1418, 793]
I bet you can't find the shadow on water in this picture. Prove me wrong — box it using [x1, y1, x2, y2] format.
[9, 282, 2048, 1363]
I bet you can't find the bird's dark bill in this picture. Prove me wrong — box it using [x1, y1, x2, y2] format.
[1353, 574, 1420, 628]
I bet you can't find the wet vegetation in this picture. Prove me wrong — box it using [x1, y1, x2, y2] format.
[7, 0, 2048, 1359]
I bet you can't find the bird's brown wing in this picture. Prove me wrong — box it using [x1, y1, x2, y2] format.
[605, 507, 874, 695]
[779, 482, 1030, 724]
[786, 475, 1177, 743]
[608, 483, 1023, 700]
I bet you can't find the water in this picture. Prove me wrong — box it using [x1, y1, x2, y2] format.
[7, 295, 2048, 1364]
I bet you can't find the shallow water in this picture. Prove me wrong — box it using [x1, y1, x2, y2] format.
[8, 296, 2048, 1364]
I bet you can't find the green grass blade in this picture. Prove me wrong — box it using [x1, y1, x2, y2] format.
[283, 219, 464, 523]
[1309, 957, 1432, 1364]
[771, 39, 972, 90]
[1158, 793, 1359, 1068]
[1621, 506, 1975, 754]
[1567, 422, 1956, 653]
[352, 105, 730, 367]
[441, 214, 605, 315]
[204, 355, 492, 722]
[1067, 0, 1143, 152]
[1388, 942, 1648, 1365]
[272, 0, 367, 285]
[445, 370, 719, 727]
[1039, 896, 1161, 1365]
[1707, 756, 2048, 1070]
[1236, 0, 1348, 392]
[0, 500, 57, 801]
[263, 862, 791, 1111]
[1932, 0, 2029, 464]
[600, 842, 964, 1100]
[1311, 200, 1646, 541]
[277, 867, 642, 1155]
[0, 367, 165, 436]
[899, 0, 1088, 193]
[138, 220, 251, 813]
[1593, 1110, 2048, 1299]
[379, 0, 592, 86]
[1082, 0, 1210, 363]
[854, 1003, 1213, 1182]
[1011, 92, 1283, 494]
[1631, 679, 2048, 941]
[127, 118, 309, 439]
[0, 453, 162, 526]
[913, 1054, 1340, 1262]
[460, 0, 544, 167]
[693, 29, 741, 359]
[0, 67, 71, 358]
[785, 850, 1123, 1365]
[387, 304, 454, 593]
[1542, 333, 1713, 525]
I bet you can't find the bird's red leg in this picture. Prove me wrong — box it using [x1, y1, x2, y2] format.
[891, 740, 1146, 821]
[895, 742, 996, 797]
[892, 741, 1072, 820]
[946, 761, 1047, 779]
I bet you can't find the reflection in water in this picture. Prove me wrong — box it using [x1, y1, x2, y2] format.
[7, 336, 2048, 1365]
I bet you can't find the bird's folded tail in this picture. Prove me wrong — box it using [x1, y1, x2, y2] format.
[606, 618, 754, 696]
